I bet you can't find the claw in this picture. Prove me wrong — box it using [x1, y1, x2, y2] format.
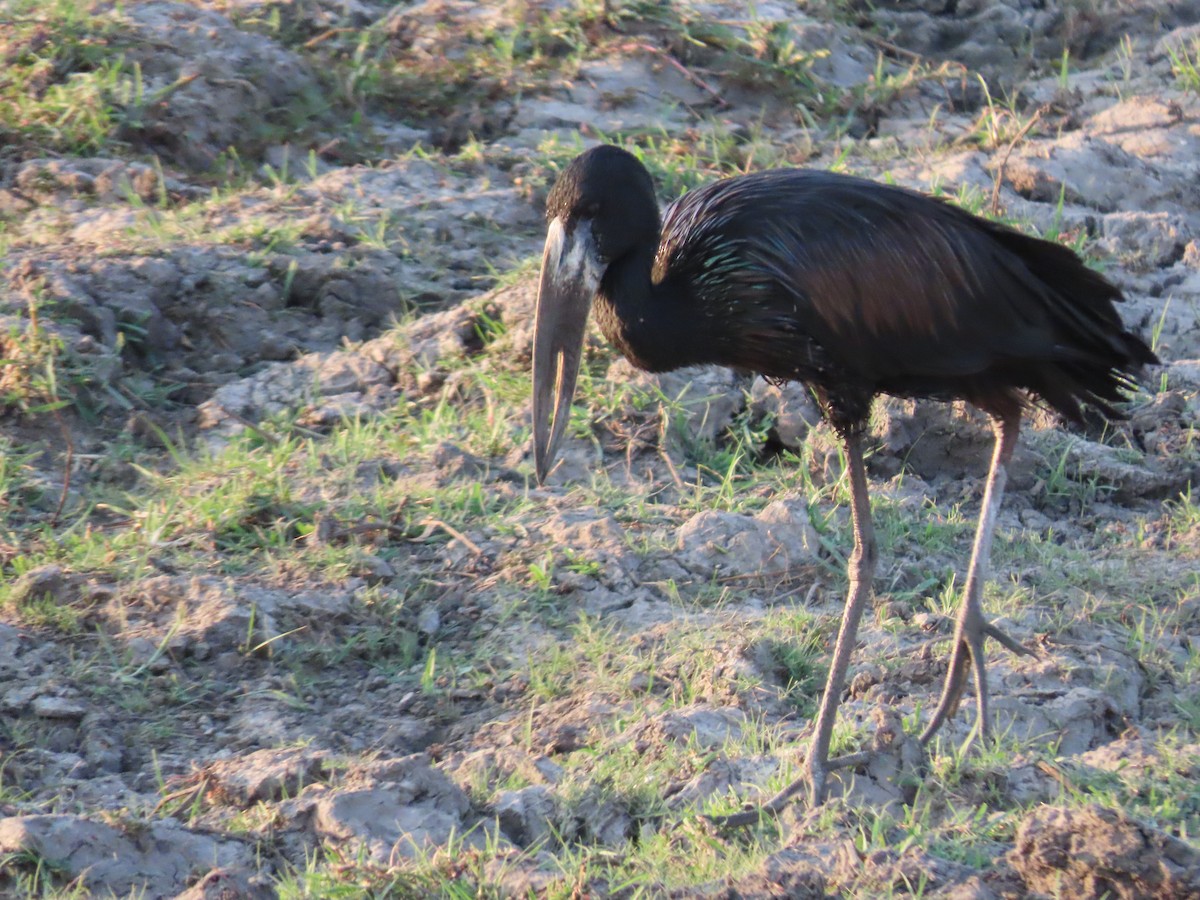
[700, 750, 874, 829]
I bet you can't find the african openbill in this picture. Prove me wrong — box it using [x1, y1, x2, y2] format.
[530, 144, 1157, 815]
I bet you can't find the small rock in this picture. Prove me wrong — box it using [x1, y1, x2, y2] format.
[32, 696, 86, 719]
[531, 756, 564, 785]
[1100, 210, 1191, 269]
[575, 797, 631, 846]
[2, 683, 39, 713]
[309, 755, 474, 862]
[44, 725, 81, 753]
[125, 636, 164, 669]
[1076, 731, 1184, 778]
[0, 623, 25, 663]
[83, 732, 125, 775]
[718, 840, 842, 899]
[494, 785, 556, 846]
[1005, 755, 1064, 807]
[0, 815, 253, 898]
[655, 707, 746, 749]
[172, 867, 274, 900]
[432, 441, 492, 479]
[9, 565, 74, 607]
[213, 651, 244, 673]
[677, 497, 818, 578]
[1052, 433, 1190, 502]
[354, 553, 396, 584]
[209, 748, 328, 807]
[417, 605, 441, 635]
[749, 377, 824, 449]
[612, 362, 746, 447]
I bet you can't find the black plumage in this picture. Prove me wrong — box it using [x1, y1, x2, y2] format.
[531, 144, 1157, 816]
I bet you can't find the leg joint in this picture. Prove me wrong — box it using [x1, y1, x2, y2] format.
[849, 535, 878, 569]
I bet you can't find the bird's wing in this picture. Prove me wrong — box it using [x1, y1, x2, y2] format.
[654, 170, 1111, 387]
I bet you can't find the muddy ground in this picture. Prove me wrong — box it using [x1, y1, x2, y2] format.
[2, 1, 1200, 897]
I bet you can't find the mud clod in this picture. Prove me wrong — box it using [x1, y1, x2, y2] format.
[1011, 804, 1200, 899]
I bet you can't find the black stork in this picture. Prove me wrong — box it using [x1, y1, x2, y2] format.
[530, 144, 1157, 815]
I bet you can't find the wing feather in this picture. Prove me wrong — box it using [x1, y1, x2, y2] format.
[653, 169, 1143, 412]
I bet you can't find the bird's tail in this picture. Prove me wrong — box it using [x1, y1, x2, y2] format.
[988, 224, 1159, 422]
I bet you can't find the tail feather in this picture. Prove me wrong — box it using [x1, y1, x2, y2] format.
[987, 222, 1159, 422]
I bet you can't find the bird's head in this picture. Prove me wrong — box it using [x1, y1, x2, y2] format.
[532, 145, 658, 483]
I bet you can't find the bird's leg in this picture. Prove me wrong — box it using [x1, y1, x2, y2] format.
[919, 412, 1035, 750]
[803, 430, 877, 804]
[707, 431, 876, 827]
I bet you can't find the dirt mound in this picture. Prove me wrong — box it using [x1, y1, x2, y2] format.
[1011, 804, 1200, 899]
[868, 0, 1200, 79]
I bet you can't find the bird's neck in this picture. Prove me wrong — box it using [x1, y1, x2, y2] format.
[594, 241, 703, 373]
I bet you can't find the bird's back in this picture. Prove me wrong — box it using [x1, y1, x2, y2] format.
[653, 169, 1157, 422]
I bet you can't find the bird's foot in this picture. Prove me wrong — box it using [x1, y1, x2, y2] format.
[980, 621, 1037, 660]
[701, 751, 872, 828]
[919, 617, 1036, 749]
